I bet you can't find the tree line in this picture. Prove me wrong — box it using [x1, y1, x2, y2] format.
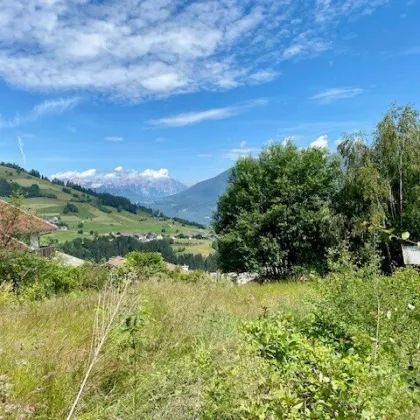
[0, 179, 57, 199]
[59, 236, 218, 272]
[214, 104, 420, 276]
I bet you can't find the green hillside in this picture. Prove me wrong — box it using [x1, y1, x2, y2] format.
[0, 165, 213, 254]
[151, 169, 230, 225]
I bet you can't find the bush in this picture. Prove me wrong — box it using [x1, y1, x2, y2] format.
[202, 313, 416, 419]
[316, 247, 420, 391]
[125, 252, 166, 278]
[63, 202, 78, 214]
[0, 250, 110, 301]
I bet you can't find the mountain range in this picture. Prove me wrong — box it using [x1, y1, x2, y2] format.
[150, 170, 231, 226]
[51, 168, 187, 202]
[52, 167, 231, 225]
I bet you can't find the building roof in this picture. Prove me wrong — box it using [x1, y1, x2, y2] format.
[108, 256, 125, 267]
[0, 200, 58, 234]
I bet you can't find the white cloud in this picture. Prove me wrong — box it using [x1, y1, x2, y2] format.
[148, 99, 267, 128]
[0, 0, 387, 102]
[222, 148, 259, 160]
[315, 0, 389, 23]
[222, 141, 259, 160]
[310, 135, 329, 149]
[105, 136, 124, 142]
[52, 169, 97, 180]
[0, 97, 80, 129]
[139, 169, 169, 179]
[51, 167, 170, 185]
[310, 87, 363, 104]
[282, 136, 296, 145]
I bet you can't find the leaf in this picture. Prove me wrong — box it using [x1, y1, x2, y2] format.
[402, 232, 410, 241]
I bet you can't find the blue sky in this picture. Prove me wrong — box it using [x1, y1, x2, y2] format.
[0, 0, 419, 184]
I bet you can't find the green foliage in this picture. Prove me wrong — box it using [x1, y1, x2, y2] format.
[214, 142, 341, 276]
[317, 247, 420, 391]
[0, 179, 57, 199]
[202, 313, 416, 419]
[63, 202, 79, 214]
[60, 236, 218, 271]
[125, 251, 166, 277]
[0, 250, 109, 301]
[337, 104, 420, 270]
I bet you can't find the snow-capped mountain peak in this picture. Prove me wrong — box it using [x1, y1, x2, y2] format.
[51, 167, 187, 201]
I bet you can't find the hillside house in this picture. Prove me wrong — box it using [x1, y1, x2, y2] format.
[0, 200, 57, 257]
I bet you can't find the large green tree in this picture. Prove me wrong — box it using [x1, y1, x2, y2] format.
[214, 142, 341, 276]
[338, 104, 420, 269]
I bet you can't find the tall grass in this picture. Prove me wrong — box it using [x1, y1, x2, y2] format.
[0, 280, 312, 419]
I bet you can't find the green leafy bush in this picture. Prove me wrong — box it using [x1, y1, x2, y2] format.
[0, 250, 109, 301]
[125, 251, 166, 278]
[317, 247, 420, 392]
[202, 313, 416, 419]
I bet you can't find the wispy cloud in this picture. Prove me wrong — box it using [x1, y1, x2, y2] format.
[66, 126, 77, 133]
[148, 99, 267, 128]
[0, 0, 387, 102]
[221, 141, 259, 160]
[17, 135, 26, 163]
[315, 0, 389, 23]
[105, 136, 124, 142]
[310, 87, 363, 104]
[0, 97, 80, 129]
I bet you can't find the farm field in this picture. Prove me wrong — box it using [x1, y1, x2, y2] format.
[173, 238, 215, 256]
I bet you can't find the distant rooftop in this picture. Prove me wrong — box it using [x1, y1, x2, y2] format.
[0, 200, 57, 234]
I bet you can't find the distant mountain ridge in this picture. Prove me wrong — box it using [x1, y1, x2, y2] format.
[150, 170, 231, 226]
[51, 168, 187, 201]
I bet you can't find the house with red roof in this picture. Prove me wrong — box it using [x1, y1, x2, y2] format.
[0, 200, 58, 257]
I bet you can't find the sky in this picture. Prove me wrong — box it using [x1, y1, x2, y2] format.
[0, 0, 419, 184]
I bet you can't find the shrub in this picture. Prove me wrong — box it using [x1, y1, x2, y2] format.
[0, 250, 110, 300]
[125, 252, 166, 278]
[202, 313, 416, 419]
[317, 251, 420, 391]
[63, 202, 79, 214]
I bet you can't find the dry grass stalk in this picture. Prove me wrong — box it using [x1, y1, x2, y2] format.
[66, 273, 131, 420]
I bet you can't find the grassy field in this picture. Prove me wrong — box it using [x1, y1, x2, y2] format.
[173, 238, 215, 256]
[0, 166, 213, 255]
[0, 280, 313, 419]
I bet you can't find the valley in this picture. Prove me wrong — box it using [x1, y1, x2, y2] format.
[0, 164, 214, 256]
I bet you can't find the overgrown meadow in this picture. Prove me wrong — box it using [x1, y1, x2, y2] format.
[1, 249, 420, 419]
